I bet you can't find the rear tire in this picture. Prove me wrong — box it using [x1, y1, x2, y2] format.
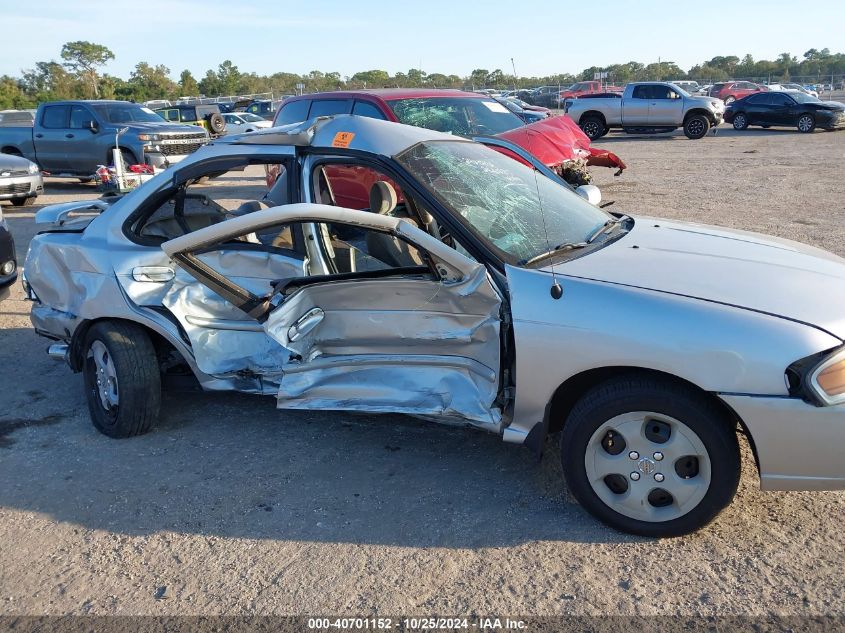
[82, 321, 161, 438]
[724, 96, 736, 105]
[579, 116, 606, 140]
[797, 114, 815, 133]
[732, 113, 749, 130]
[559, 375, 740, 537]
[684, 114, 711, 139]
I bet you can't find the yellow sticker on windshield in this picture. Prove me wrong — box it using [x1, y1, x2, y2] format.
[331, 132, 355, 148]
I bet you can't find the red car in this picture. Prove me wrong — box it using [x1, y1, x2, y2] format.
[559, 81, 624, 101]
[271, 89, 625, 187]
[708, 81, 766, 105]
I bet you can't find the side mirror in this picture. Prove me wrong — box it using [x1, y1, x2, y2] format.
[85, 120, 99, 133]
[575, 184, 602, 206]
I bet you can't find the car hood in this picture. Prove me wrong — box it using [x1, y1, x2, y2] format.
[105, 121, 206, 135]
[687, 95, 725, 110]
[813, 101, 845, 111]
[495, 116, 626, 173]
[543, 217, 845, 340]
[0, 152, 36, 171]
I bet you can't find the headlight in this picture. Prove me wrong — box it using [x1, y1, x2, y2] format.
[138, 133, 160, 141]
[28, 162, 40, 174]
[809, 348, 845, 405]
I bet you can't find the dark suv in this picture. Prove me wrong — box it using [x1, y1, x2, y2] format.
[156, 104, 227, 137]
[242, 100, 278, 120]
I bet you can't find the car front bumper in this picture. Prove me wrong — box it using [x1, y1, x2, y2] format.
[720, 394, 845, 490]
[0, 173, 43, 201]
[818, 110, 845, 130]
[0, 221, 17, 287]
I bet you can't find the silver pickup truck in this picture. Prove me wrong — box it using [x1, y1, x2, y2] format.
[566, 82, 725, 140]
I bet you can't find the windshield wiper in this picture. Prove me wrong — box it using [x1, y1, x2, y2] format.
[521, 216, 633, 266]
[586, 214, 631, 244]
[520, 241, 588, 266]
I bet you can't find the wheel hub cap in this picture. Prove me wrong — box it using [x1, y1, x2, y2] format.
[90, 341, 119, 411]
[585, 411, 712, 523]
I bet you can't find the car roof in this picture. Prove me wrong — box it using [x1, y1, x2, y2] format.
[285, 88, 488, 102]
[45, 100, 136, 105]
[216, 113, 468, 157]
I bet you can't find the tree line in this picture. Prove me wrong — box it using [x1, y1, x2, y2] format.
[2, 42, 844, 110]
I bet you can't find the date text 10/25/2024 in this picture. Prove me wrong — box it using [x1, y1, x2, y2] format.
[308, 617, 527, 630]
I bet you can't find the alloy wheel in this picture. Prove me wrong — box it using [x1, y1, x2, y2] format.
[798, 115, 814, 132]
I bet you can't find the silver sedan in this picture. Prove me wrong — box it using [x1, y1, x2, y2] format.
[22, 115, 845, 537]
[0, 152, 43, 206]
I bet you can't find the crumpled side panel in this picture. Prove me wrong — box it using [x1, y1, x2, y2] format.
[278, 354, 501, 425]
[25, 236, 106, 315]
[263, 265, 503, 427]
[162, 271, 291, 377]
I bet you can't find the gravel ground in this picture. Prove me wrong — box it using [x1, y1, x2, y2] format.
[0, 125, 844, 619]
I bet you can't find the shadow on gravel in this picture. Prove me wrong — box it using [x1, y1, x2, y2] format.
[592, 127, 836, 144]
[0, 383, 631, 546]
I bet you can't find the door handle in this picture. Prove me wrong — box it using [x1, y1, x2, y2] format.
[287, 307, 324, 342]
[35, 133, 43, 138]
[65, 133, 74, 139]
[132, 266, 174, 282]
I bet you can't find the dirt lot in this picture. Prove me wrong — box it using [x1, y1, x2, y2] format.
[1, 125, 844, 619]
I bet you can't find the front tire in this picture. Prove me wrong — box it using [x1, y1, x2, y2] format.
[11, 196, 35, 207]
[732, 113, 749, 130]
[797, 114, 815, 133]
[684, 114, 711, 139]
[83, 321, 161, 438]
[559, 375, 740, 537]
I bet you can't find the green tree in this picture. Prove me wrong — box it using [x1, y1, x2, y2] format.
[468, 68, 489, 88]
[179, 70, 199, 97]
[21, 61, 79, 101]
[60, 41, 114, 98]
[216, 60, 241, 95]
[128, 62, 176, 101]
[350, 69, 390, 87]
[198, 69, 221, 97]
[0, 76, 30, 109]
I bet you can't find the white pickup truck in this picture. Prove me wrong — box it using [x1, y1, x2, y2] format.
[565, 82, 725, 140]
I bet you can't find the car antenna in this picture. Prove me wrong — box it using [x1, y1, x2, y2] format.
[527, 129, 563, 300]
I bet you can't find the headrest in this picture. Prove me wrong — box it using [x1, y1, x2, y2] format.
[369, 181, 398, 215]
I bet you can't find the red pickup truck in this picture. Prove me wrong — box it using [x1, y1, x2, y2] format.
[271, 89, 625, 187]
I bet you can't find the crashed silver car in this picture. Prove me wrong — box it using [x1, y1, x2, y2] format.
[23, 115, 845, 537]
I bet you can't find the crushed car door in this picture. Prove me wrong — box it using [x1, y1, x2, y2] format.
[161, 203, 503, 429]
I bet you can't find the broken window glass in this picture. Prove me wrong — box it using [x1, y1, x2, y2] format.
[396, 141, 611, 265]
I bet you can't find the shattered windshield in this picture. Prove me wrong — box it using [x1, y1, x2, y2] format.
[396, 141, 615, 266]
[387, 97, 524, 136]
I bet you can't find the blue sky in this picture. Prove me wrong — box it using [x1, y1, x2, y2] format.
[1, 0, 842, 79]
